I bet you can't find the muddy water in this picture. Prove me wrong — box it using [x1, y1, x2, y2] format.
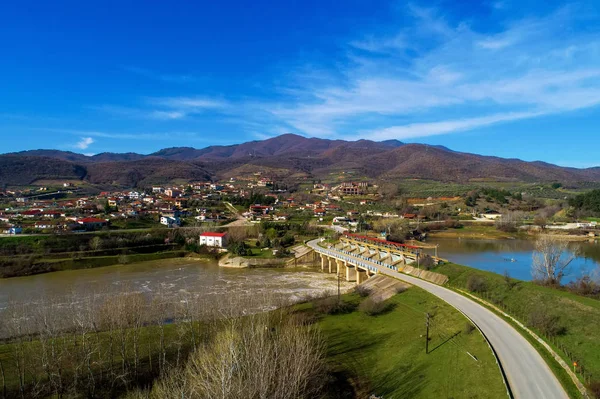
[0, 258, 354, 314]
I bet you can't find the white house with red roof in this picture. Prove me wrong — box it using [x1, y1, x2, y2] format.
[199, 232, 228, 248]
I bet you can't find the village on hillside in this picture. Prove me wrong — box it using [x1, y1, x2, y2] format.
[1, 171, 599, 239]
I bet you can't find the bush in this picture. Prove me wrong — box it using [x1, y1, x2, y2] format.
[419, 255, 435, 271]
[588, 380, 600, 399]
[228, 241, 249, 256]
[464, 322, 476, 335]
[314, 297, 356, 315]
[355, 285, 372, 297]
[567, 275, 600, 298]
[466, 275, 488, 293]
[358, 298, 394, 316]
[528, 308, 566, 337]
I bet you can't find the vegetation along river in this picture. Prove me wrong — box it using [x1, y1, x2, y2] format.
[427, 237, 600, 282]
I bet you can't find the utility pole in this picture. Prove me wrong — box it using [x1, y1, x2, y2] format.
[425, 313, 430, 354]
[337, 267, 341, 304]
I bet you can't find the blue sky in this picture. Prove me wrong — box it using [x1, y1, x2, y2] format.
[2, 0, 600, 167]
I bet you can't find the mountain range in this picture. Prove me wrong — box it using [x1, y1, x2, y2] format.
[2, 134, 599, 187]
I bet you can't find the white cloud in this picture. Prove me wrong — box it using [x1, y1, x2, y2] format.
[363, 110, 546, 141]
[32, 128, 214, 143]
[91, 96, 228, 121]
[257, 3, 600, 140]
[75, 137, 94, 150]
[150, 96, 229, 110]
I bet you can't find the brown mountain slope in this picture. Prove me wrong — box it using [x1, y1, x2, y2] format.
[371, 145, 600, 182]
[85, 159, 212, 187]
[2, 134, 600, 186]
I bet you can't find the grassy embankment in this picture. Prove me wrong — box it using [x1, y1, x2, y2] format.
[0, 232, 195, 278]
[427, 224, 527, 240]
[302, 289, 507, 398]
[433, 262, 600, 397]
[0, 287, 507, 399]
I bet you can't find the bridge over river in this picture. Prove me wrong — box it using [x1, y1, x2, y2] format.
[307, 237, 569, 399]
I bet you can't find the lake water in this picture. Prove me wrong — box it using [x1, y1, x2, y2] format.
[426, 237, 600, 283]
[0, 258, 353, 317]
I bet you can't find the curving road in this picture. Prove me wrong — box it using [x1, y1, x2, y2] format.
[307, 239, 569, 399]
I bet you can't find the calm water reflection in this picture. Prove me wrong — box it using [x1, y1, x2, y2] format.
[427, 238, 600, 282]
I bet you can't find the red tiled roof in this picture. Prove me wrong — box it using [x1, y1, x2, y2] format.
[200, 232, 227, 237]
[22, 210, 41, 215]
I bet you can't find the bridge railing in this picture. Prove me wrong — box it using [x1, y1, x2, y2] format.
[314, 245, 400, 274]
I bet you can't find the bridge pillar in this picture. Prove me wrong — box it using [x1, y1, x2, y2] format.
[336, 259, 346, 278]
[320, 254, 326, 271]
[356, 268, 368, 284]
[328, 257, 336, 274]
[345, 263, 356, 282]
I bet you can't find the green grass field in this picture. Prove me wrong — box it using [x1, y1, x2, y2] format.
[428, 224, 527, 240]
[434, 262, 600, 395]
[309, 289, 508, 399]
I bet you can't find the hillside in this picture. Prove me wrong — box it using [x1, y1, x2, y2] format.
[2, 134, 600, 186]
[0, 156, 87, 186]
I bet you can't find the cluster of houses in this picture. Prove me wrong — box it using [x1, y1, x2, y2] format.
[0, 182, 244, 235]
[312, 181, 374, 198]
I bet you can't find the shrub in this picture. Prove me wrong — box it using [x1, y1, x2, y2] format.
[359, 298, 394, 316]
[588, 380, 600, 399]
[503, 270, 517, 289]
[528, 308, 566, 337]
[355, 285, 372, 297]
[464, 322, 476, 335]
[567, 275, 600, 298]
[314, 297, 355, 315]
[419, 255, 435, 271]
[228, 241, 249, 256]
[466, 275, 487, 293]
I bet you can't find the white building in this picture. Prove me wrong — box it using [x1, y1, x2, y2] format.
[160, 216, 181, 228]
[199, 232, 228, 248]
[481, 210, 502, 220]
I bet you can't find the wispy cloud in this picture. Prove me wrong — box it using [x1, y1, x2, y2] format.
[75, 137, 94, 150]
[150, 96, 228, 109]
[92, 96, 229, 121]
[32, 127, 214, 143]
[256, 3, 600, 140]
[364, 110, 546, 141]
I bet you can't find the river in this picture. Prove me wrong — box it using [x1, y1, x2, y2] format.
[426, 237, 600, 282]
[0, 258, 353, 318]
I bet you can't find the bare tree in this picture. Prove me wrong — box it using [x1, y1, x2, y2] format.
[141, 309, 326, 399]
[495, 211, 524, 232]
[532, 235, 578, 286]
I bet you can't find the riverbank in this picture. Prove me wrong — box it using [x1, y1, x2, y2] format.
[0, 250, 190, 278]
[429, 224, 596, 242]
[433, 262, 600, 396]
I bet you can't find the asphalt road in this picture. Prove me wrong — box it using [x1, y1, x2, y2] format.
[307, 239, 569, 399]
